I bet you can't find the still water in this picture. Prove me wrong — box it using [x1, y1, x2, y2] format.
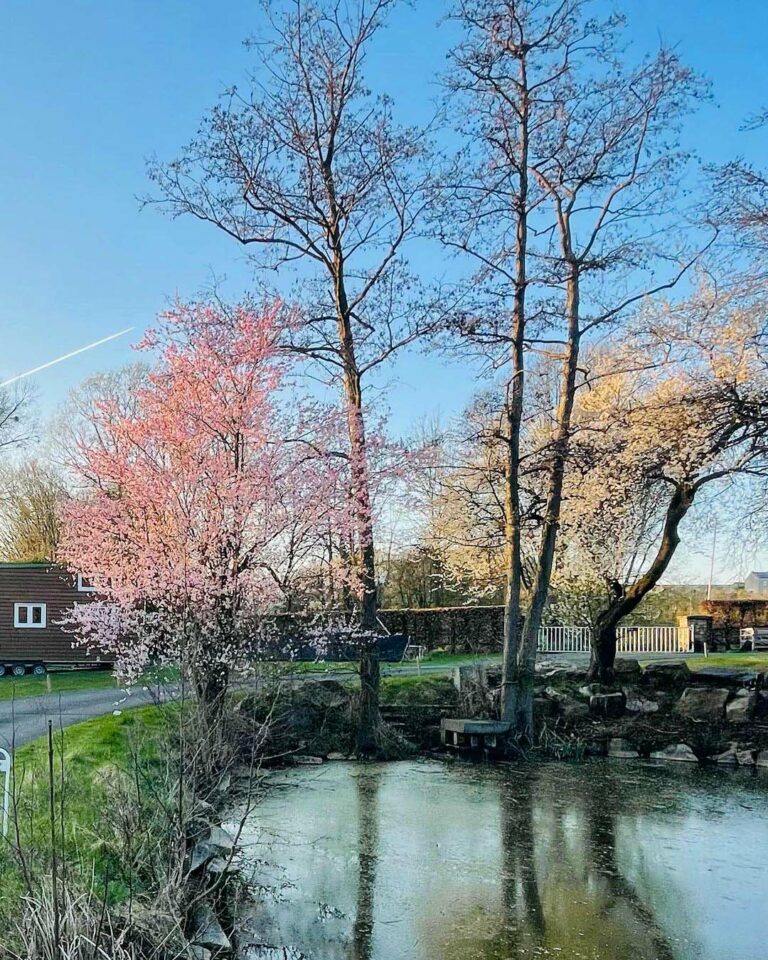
[233, 760, 768, 960]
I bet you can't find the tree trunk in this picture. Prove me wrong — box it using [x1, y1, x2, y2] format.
[500, 56, 529, 726]
[517, 265, 581, 741]
[589, 615, 619, 683]
[587, 481, 696, 681]
[332, 257, 382, 756]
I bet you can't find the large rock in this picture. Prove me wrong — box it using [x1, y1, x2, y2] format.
[712, 743, 739, 765]
[561, 699, 590, 723]
[650, 743, 698, 763]
[533, 697, 559, 719]
[589, 691, 626, 719]
[675, 687, 729, 722]
[625, 694, 659, 714]
[206, 857, 234, 875]
[542, 686, 569, 704]
[692, 667, 759, 688]
[613, 659, 642, 681]
[643, 661, 691, 684]
[725, 690, 758, 723]
[578, 683, 606, 700]
[537, 663, 585, 681]
[189, 825, 235, 872]
[607, 738, 639, 759]
[756, 750, 768, 768]
[737, 748, 757, 766]
[756, 692, 768, 719]
[190, 903, 231, 951]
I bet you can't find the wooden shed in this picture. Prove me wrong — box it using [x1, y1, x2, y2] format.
[0, 562, 107, 674]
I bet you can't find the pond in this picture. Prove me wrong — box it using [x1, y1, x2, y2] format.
[231, 759, 768, 959]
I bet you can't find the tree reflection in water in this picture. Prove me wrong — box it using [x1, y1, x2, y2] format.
[438, 768, 681, 960]
[499, 779, 545, 957]
[352, 767, 382, 960]
[236, 760, 747, 960]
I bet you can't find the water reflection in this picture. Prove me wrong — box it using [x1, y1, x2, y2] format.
[434, 773, 680, 960]
[352, 768, 381, 960]
[235, 760, 768, 960]
[500, 783, 545, 955]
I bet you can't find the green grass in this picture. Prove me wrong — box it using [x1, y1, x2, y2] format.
[682, 651, 768, 671]
[380, 674, 458, 705]
[415, 651, 500, 666]
[0, 668, 120, 701]
[13, 703, 167, 772]
[0, 665, 180, 702]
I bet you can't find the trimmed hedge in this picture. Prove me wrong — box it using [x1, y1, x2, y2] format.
[379, 605, 503, 653]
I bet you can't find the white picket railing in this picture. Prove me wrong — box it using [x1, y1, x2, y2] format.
[537, 625, 591, 653]
[537, 624, 692, 655]
[616, 625, 691, 653]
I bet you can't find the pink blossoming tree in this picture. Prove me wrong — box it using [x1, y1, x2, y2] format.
[58, 300, 353, 710]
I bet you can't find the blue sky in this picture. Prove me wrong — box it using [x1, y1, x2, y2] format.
[2, 0, 767, 425]
[1, 0, 768, 576]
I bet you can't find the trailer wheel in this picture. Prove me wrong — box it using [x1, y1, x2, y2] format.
[11, 663, 26, 678]
[32, 663, 47, 676]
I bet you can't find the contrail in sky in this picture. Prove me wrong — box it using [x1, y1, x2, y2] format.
[0, 326, 135, 388]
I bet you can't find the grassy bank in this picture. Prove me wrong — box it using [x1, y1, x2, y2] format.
[0, 705, 170, 912]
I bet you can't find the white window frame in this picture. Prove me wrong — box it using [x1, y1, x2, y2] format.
[76, 574, 96, 593]
[14, 603, 47, 629]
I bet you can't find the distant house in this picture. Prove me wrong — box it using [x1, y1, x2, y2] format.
[0, 562, 106, 675]
[744, 571, 768, 596]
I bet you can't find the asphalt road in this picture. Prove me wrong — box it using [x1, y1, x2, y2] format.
[0, 685, 157, 752]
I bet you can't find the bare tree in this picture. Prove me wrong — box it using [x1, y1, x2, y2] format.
[0, 460, 68, 562]
[443, 0, 704, 739]
[147, 0, 437, 754]
[711, 108, 768, 263]
[0, 383, 31, 455]
[0, 384, 34, 558]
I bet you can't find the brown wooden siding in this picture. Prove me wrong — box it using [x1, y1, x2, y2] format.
[0, 565, 108, 665]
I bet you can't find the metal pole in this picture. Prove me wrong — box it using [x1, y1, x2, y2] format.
[48, 721, 61, 957]
[0, 748, 10, 839]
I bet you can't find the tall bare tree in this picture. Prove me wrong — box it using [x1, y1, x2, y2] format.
[147, 0, 436, 754]
[444, 0, 704, 739]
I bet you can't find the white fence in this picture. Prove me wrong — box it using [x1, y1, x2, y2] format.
[537, 625, 592, 653]
[537, 624, 692, 655]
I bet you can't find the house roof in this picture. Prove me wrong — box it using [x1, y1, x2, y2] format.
[747, 571, 768, 579]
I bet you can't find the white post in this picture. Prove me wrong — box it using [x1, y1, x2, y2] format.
[0, 748, 10, 839]
[707, 517, 717, 602]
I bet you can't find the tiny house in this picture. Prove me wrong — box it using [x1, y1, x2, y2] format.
[0, 562, 107, 675]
